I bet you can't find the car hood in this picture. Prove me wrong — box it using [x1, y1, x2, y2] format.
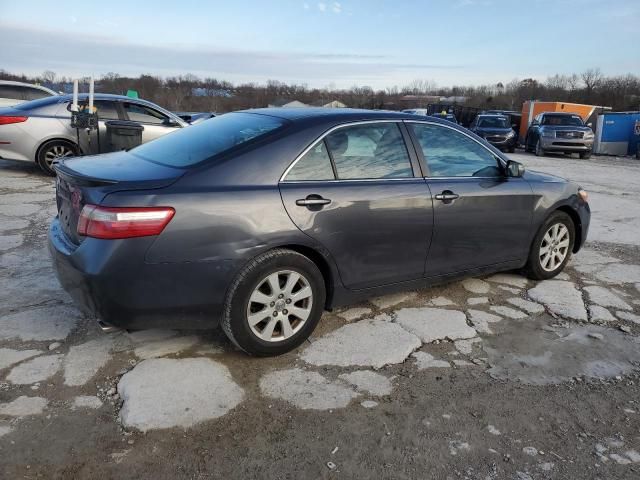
[523, 169, 567, 183]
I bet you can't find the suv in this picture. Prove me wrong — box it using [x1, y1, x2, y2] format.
[469, 114, 517, 153]
[524, 112, 594, 159]
[0, 80, 57, 107]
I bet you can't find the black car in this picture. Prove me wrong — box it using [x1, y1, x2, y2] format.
[524, 112, 595, 159]
[470, 114, 518, 153]
[49, 108, 590, 356]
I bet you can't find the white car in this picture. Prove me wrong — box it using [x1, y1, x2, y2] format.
[0, 80, 58, 107]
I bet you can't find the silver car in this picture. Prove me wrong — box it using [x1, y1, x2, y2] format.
[0, 93, 187, 175]
[0, 80, 58, 108]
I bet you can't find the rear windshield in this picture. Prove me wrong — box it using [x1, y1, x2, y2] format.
[478, 117, 509, 128]
[542, 114, 584, 126]
[130, 112, 287, 167]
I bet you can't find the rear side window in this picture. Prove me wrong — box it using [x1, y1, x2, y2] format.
[131, 112, 287, 167]
[285, 141, 335, 181]
[24, 87, 51, 101]
[94, 100, 120, 120]
[325, 123, 413, 179]
[0, 85, 24, 100]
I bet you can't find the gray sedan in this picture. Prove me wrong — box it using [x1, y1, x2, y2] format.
[0, 93, 187, 175]
[49, 108, 590, 356]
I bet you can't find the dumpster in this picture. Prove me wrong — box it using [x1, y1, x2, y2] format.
[104, 121, 144, 152]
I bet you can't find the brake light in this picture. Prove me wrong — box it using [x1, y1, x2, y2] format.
[0, 116, 28, 125]
[77, 205, 175, 239]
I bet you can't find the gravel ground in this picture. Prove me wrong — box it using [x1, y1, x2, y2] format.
[1, 151, 640, 479]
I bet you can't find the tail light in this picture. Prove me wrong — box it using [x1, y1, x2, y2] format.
[0, 116, 28, 125]
[77, 205, 175, 239]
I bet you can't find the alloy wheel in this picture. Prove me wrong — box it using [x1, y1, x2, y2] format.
[44, 144, 74, 167]
[539, 223, 570, 272]
[246, 270, 313, 342]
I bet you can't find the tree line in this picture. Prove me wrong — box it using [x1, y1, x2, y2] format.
[1, 68, 638, 113]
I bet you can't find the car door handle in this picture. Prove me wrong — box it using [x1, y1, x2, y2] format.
[434, 191, 460, 202]
[296, 196, 331, 207]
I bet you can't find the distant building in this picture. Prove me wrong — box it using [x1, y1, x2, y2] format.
[310, 99, 347, 108]
[268, 98, 309, 108]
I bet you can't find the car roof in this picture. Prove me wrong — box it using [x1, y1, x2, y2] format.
[541, 112, 578, 116]
[238, 107, 443, 123]
[0, 80, 57, 95]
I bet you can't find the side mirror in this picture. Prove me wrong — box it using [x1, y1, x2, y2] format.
[506, 160, 525, 178]
[163, 117, 180, 127]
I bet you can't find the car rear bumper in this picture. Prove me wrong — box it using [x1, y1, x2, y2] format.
[48, 218, 228, 330]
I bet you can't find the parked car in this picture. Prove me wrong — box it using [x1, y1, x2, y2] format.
[175, 111, 217, 125]
[49, 108, 590, 356]
[524, 112, 594, 159]
[429, 112, 458, 124]
[469, 114, 518, 153]
[0, 93, 187, 175]
[482, 109, 522, 135]
[0, 80, 58, 107]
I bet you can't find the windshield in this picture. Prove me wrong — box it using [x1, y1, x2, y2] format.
[131, 112, 287, 168]
[478, 116, 509, 128]
[542, 114, 584, 126]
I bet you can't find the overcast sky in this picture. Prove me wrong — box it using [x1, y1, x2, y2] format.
[0, 0, 638, 89]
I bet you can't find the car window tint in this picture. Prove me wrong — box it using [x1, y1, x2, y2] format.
[124, 102, 166, 124]
[0, 85, 24, 100]
[285, 141, 335, 181]
[410, 123, 501, 177]
[325, 123, 413, 179]
[94, 100, 119, 120]
[23, 87, 50, 101]
[131, 112, 286, 168]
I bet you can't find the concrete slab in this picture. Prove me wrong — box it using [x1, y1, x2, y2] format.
[0, 305, 80, 341]
[338, 370, 393, 396]
[301, 316, 421, 369]
[6, 354, 63, 385]
[118, 358, 244, 431]
[584, 286, 631, 310]
[64, 337, 113, 386]
[528, 280, 587, 321]
[0, 348, 42, 370]
[0, 396, 48, 417]
[260, 368, 359, 410]
[395, 307, 477, 343]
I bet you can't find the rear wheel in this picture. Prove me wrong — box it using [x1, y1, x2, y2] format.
[535, 139, 545, 157]
[579, 150, 592, 159]
[508, 146, 515, 153]
[221, 249, 326, 356]
[37, 140, 77, 176]
[525, 211, 575, 280]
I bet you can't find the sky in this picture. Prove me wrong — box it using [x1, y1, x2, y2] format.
[0, 0, 638, 89]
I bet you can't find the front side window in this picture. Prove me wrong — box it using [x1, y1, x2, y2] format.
[124, 102, 167, 124]
[477, 116, 509, 128]
[131, 112, 287, 168]
[285, 141, 335, 181]
[94, 100, 120, 120]
[410, 123, 502, 177]
[324, 123, 413, 180]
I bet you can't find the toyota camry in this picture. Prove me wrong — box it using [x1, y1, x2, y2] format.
[49, 108, 590, 356]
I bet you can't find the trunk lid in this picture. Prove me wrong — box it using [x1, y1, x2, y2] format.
[55, 151, 185, 245]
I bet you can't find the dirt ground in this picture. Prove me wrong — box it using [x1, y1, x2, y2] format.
[1, 151, 640, 480]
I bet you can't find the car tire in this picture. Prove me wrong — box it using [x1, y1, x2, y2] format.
[36, 140, 78, 176]
[579, 151, 592, 159]
[221, 248, 326, 356]
[535, 139, 545, 157]
[508, 146, 515, 153]
[524, 211, 575, 280]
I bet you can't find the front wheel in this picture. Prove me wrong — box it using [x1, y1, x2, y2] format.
[579, 150, 592, 159]
[535, 139, 545, 157]
[525, 211, 575, 280]
[221, 249, 326, 356]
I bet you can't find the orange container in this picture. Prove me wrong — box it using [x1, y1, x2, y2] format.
[520, 101, 600, 139]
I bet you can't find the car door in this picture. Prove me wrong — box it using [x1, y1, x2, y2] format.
[122, 101, 179, 143]
[279, 121, 434, 290]
[526, 115, 541, 149]
[406, 121, 534, 277]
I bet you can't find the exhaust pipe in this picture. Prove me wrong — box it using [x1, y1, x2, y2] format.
[97, 319, 120, 333]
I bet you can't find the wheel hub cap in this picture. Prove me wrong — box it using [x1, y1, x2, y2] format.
[246, 270, 313, 343]
[539, 223, 570, 272]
